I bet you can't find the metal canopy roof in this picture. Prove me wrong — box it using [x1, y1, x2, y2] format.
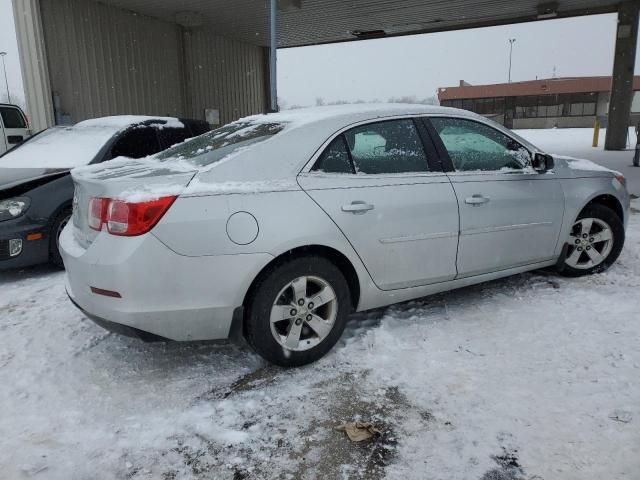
[97, 0, 629, 48]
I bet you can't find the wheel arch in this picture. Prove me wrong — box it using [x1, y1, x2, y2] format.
[47, 199, 73, 236]
[582, 193, 624, 222]
[242, 244, 361, 313]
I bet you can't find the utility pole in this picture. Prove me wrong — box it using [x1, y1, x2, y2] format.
[508, 38, 516, 83]
[269, 0, 278, 112]
[0, 52, 11, 104]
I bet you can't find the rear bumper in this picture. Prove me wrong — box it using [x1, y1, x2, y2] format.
[60, 225, 274, 341]
[0, 216, 49, 270]
[67, 293, 168, 342]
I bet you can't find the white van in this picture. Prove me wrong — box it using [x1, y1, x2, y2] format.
[0, 104, 31, 156]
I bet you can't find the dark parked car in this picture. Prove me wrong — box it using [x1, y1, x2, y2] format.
[0, 115, 210, 269]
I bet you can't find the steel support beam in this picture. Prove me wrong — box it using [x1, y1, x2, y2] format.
[605, 1, 640, 150]
[12, 0, 55, 132]
[269, 0, 278, 112]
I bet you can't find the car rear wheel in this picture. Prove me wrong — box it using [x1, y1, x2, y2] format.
[49, 207, 71, 268]
[559, 204, 624, 277]
[245, 256, 351, 367]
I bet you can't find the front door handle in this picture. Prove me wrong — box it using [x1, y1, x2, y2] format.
[465, 194, 490, 206]
[342, 201, 375, 214]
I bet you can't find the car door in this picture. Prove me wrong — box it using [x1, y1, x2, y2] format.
[0, 105, 29, 153]
[426, 116, 564, 278]
[298, 118, 460, 291]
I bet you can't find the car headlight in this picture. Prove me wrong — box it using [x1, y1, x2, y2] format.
[0, 197, 31, 222]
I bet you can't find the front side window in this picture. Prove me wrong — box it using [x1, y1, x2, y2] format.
[0, 107, 27, 129]
[160, 128, 191, 150]
[110, 126, 162, 159]
[343, 119, 428, 174]
[430, 117, 531, 172]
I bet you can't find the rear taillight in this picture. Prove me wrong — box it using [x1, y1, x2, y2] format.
[88, 196, 177, 236]
[88, 197, 108, 231]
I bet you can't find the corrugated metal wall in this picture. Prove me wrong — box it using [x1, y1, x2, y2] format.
[40, 0, 184, 122]
[39, 0, 267, 125]
[183, 30, 267, 125]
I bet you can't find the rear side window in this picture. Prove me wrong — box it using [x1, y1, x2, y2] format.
[110, 126, 162, 159]
[0, 107, 27, 129]
[343, 119, 428, 174]
[160, 128, 190, 150]
[313, 136, 354, 174]
[156, 121, 285, 167]
[186, 121, 211, 136]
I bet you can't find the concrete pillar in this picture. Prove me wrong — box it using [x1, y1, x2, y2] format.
[11, 0, 55, 133]
[605, 1, 639, 150]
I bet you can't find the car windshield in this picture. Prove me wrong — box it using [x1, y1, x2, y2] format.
[156, 121, 285, 167]
[0, 125, 120, 169]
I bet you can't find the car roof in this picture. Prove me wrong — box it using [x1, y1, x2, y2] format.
[75, 115, 187, 129]
[241, 103, 479, 130]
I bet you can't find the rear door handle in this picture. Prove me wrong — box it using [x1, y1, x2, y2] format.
[465, 194, 490, 206]
[342, 201, 375, 214]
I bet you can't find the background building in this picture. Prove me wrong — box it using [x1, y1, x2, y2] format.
[438, 76, 640, 129]
[11, 0, 639, 149]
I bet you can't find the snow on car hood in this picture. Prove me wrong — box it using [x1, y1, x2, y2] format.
[551, 155, 622, 177]
[0, 125, 120, 169]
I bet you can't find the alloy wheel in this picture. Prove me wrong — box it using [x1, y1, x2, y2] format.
[565, 217, 614, 270]
[270, 275, 338, 352]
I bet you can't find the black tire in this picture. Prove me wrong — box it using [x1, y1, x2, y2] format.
[244, 256, 352, 367]
[49, 207, 72, 269]
[558, 204, 625, 277]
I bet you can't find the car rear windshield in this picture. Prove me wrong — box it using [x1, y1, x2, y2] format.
[156, 121, 285, 167]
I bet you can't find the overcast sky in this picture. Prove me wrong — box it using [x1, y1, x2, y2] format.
[279, 13, 640, 107]
[0, 0, 24, 104]
[1, 1, 638, 110]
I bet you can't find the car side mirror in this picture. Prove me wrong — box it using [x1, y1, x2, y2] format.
[532, 153, 554, 172]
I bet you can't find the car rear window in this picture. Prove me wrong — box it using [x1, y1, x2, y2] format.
[156, 121, 285, 167]
[0, 107, 27, 129]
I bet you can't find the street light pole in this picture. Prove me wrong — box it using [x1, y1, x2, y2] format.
[0, 52, 10, 104]
[269, 0, 278, 112]
[508, 38, 516, 83]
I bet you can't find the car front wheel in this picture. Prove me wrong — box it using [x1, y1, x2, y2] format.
[245, 256, 352, 367]
[50, 207, 72, 269]
[559, 204, 624, 277]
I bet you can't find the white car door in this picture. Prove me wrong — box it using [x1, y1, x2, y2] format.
[298, 118, 460, 291]
[426, 116, 564, 278]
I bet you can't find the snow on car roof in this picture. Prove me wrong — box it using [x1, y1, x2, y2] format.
[240, 103, 472, 129]
[76, 115, 184, 129]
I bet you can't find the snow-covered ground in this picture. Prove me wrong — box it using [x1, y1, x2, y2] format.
[1, 198, 639, 479]
[516, 127, 640, 196]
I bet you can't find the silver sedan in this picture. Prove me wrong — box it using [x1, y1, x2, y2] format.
[60, 105, 630, 366]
